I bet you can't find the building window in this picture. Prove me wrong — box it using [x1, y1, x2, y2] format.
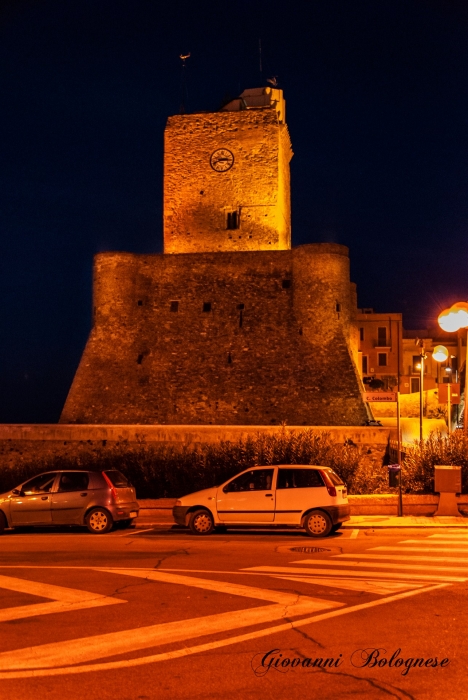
[137, 300, 143, 306]
[378, 353, 387, 367]
[170, 301, 179, 312]
[412, 355, 421, 373]
[411, 377, 420, 393]
[377, 327, 387, 346]
[362, 356, 368, 374]
[336, 303, 342, 313]
[227, 211, 239, 230]
[282, 279, 291, 289]
[359, 327, 364, 342]
[203, 302, 212, 312]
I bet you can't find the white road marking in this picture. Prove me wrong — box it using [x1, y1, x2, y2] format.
[337, 553, 468, 565]
[0, 570, 342, 671]
[271, 575, 423, 595]
[0, 579, 448, 678]
[399, 539, 468, 545]
[0, 573, 124, 622]
[427, 534, 468, 539]
[350, 529, 359, 539]
[371, 546, 468, 554]
[243, 565, 466, 582]
[290, 558, 468, 574]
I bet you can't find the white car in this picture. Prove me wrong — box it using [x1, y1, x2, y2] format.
[173, 464, 350, 537]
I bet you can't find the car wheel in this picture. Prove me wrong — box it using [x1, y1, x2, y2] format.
[0, 511, 7, 534]
[304, 510, 332, 537]
[189, 509, 214, 535]
[86, 508, 113, 534]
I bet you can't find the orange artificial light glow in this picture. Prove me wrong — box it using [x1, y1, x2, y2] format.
[432, 345, 449, 362]
[438, 302, 468, 332]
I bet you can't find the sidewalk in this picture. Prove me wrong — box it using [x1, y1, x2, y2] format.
[343, 515, 468, 528]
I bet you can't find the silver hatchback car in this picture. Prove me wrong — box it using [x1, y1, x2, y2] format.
[0, 469, 139, 534]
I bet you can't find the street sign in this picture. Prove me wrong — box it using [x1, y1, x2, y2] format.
[438, 383, 460, 405]
[364, 392, 397, 402]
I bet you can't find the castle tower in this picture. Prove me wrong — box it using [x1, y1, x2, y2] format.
[60, 89, 368, 427]
[163, 88, 293, 253]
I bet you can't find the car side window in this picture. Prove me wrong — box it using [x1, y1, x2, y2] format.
[224, 469, 274, 493]
[21, 473, 58, 495]
[277, 469, 325, 489]
[58, 472, 89, 492]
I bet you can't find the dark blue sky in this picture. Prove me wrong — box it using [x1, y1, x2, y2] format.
[1, 0, 467, 422]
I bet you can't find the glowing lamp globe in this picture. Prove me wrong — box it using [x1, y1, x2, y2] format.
[438, 302, 468, 332]
[432, 345, 449, 362]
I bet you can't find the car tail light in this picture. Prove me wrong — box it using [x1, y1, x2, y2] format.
[102, 471, 117, 501]
[175, 500, 182, 506]
[319, 470, 337, 497]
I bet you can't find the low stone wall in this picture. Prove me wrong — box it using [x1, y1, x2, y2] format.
[349, 494, 468, 516]
[0, 424, 391, 470]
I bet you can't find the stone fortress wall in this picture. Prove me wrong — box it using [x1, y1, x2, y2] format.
[60, 243, 368, 426]
[0, 424, 389, 471]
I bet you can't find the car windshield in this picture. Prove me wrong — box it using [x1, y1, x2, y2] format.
[103, 470, 129, 487]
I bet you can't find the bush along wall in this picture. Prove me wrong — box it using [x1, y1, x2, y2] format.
[0, 429, 393, 498]
[5, 428, 465, 498]
[402, 431, 468, 494]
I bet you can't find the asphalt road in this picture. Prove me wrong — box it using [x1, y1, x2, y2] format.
[0, 525, 466, 700]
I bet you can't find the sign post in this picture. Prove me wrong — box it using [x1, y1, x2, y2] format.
[396, 391, 402, 516]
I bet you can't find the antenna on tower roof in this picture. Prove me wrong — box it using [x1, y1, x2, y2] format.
[179, 52, 191, 114]
[258, 39, 262, 76]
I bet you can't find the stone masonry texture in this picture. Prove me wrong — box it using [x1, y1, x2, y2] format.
[164, 108, 292, 254]
[60, 243, 368, 425]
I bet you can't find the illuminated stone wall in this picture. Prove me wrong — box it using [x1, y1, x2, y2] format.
[60, 243, 368, 426]
[163, 108, 292, 253]
[0, 425, 388, 470]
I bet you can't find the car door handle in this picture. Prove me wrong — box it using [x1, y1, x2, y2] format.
[265, 494, 273, 497]
[80, 493, 88, 497]
[41, 496, 48, 501]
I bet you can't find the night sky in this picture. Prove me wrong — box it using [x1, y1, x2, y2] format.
[1, 0, 467, 422]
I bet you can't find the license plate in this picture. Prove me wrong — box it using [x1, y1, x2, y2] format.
[130, 511, 137, 518]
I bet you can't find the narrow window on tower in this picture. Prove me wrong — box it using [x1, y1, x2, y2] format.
[237, 303, 244, 327]
[203, 302, 212, 312]
[227, 211, 239, 230]
[170, 301, 179, 312]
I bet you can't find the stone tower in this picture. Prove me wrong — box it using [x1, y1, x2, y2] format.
[163, 88, 292, 253]
[60, 88, 368, 426]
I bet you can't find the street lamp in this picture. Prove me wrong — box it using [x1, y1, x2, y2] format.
[438, 302, 468, 434]
[432, 345, 452, 434]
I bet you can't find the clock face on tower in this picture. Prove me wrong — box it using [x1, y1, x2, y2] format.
[210, 149, 234, 172]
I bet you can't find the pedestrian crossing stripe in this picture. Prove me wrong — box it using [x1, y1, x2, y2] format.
[270, 575, 424, 595]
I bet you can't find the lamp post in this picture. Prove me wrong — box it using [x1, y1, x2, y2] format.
[433, 345, 451, 434]
[438, 302, 468, 434]
[415, 340, 426, 444]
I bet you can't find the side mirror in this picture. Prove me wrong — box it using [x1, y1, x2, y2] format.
[11, 488, 21, 496]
